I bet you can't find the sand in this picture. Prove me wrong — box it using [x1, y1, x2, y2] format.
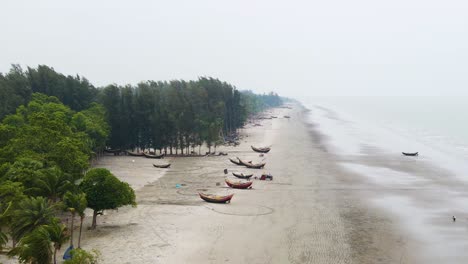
[3, 103, 468, 263]
[72, 105, 409, 264]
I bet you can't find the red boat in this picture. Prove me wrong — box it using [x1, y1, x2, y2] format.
[225, 179, 253, 189]
[199, 193, 234, 203]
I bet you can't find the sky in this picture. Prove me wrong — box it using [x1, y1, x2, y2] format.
[0, 0, 467, 97]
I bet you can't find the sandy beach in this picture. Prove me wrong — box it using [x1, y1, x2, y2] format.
[74, 104, 409, 264]
[4, 103, 468, 264]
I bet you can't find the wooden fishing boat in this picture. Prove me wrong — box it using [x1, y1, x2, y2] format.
[251, 145, 271, 153]
[229, 157, 242, 165]
[153, 163, 171, 168]
[104, 148, 121, 154]
[238, 158, 266, 169]
[232, 172, 253, 179]
[246, 162, 266, 169]
[402, 152, 419, 156]
[225, 179, 253, 189]
[199, 193, 234, 203]
[127, 151, 144, 157]
[144, 153, 165, 159]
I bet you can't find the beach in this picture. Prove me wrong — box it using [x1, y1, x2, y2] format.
[4, 102, 467, 264]
[73, 103, 415, 264]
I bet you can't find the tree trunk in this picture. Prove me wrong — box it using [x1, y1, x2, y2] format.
[92, 210, 98, 229]
[69, 213, 75, 247]
[78, 216, 84, 248]
[54, 248, 57, 264]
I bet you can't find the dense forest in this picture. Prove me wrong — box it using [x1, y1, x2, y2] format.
[0, 64, 282, 263]
[0, 65, 282, 154]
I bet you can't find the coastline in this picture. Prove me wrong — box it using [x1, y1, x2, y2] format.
[0, 102, 422, 264]
[68, 102, 418, 264]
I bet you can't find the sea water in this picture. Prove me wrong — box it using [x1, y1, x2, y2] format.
[302, 96, 468, 179]
[301, 96, 468, 262]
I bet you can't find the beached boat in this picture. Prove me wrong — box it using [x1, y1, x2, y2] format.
[127, 151, 144, 157]
[144, 153, 165, 159]
[199, 193, 234, 203]
[232, 172, 253, 179]
[251, 145, 271, 153]
[153, 163, 171, 168]
[238, 158, 266, 169]
[104, 148, 121, 154]
[246, 162, 266, 169]
[229, 157, 242, 165]
[225, 179, 253, 189]
[402, 152, 418, 156]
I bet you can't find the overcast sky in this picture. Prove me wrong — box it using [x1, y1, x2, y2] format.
[1, 0, 467, 97]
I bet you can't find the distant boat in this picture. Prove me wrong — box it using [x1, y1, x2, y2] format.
[402, 152, 419, 156]
[127, 151, 144, 157]
[232, 172, 253, 179]
[251, 145, 271, 153]
[284, 115, 291, 118]
[153, 163, 171, 168]
[225, 179, 253, 189]
[144, 153, 165, 159]
[199, 193, 234, 203]
[104, 148, 121, 154]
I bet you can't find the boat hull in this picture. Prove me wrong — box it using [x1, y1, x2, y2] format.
[199, 193, 234, 203]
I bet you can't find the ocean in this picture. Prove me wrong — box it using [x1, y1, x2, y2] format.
[302, 96, 468, 179]
[302, 96, 468, 262]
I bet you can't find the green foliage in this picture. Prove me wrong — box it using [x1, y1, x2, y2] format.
[9, 225, 53, 264]
[10, 197, 58, 242]
[80, 168, 136, 212]
[0, 94, 91, 176]
[63, 248, 101, 264]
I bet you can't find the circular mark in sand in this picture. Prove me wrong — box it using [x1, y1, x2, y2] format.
[204, 204, 274, 216]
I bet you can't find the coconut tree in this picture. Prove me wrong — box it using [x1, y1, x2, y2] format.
[8, 225, 52, 264]
[10, 196, 56, 242]
[46, 221, 70, 264]
[63, 191, 87, 248]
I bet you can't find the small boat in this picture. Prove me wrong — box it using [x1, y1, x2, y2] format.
[104, 148, 121, 154]
[199, 193, 234, 203]
[238, 158, 266, 169]
[144, 153, 165, 159]
[246, 162, 266, 169]
[229, 157, 242, 165]
[127, 151, 144, 157]
[232, 172, 253, 179]
[284, 115, 290, 118]
[402, 152, 419, 156]
[251, 145, 271, 153]
[153, 163, 171, 168]
[225, 179, 253, 189]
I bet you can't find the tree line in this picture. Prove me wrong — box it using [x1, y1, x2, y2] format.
[1, 65, 282, 154]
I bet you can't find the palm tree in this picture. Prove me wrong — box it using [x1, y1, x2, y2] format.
[33, 167, 73, 202]
[10, 196, 57, 242]
[46, 221, 70, 264]
[63, 192, 87, 248]
[8, 226, 53, 264]
[0, 202, 11, 250]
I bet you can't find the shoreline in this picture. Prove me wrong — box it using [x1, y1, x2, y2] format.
[72, 103, 410, 264]
[0, 102, 428, 264]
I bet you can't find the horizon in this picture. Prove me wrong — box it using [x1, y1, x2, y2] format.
[1, 1, 468, 98]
